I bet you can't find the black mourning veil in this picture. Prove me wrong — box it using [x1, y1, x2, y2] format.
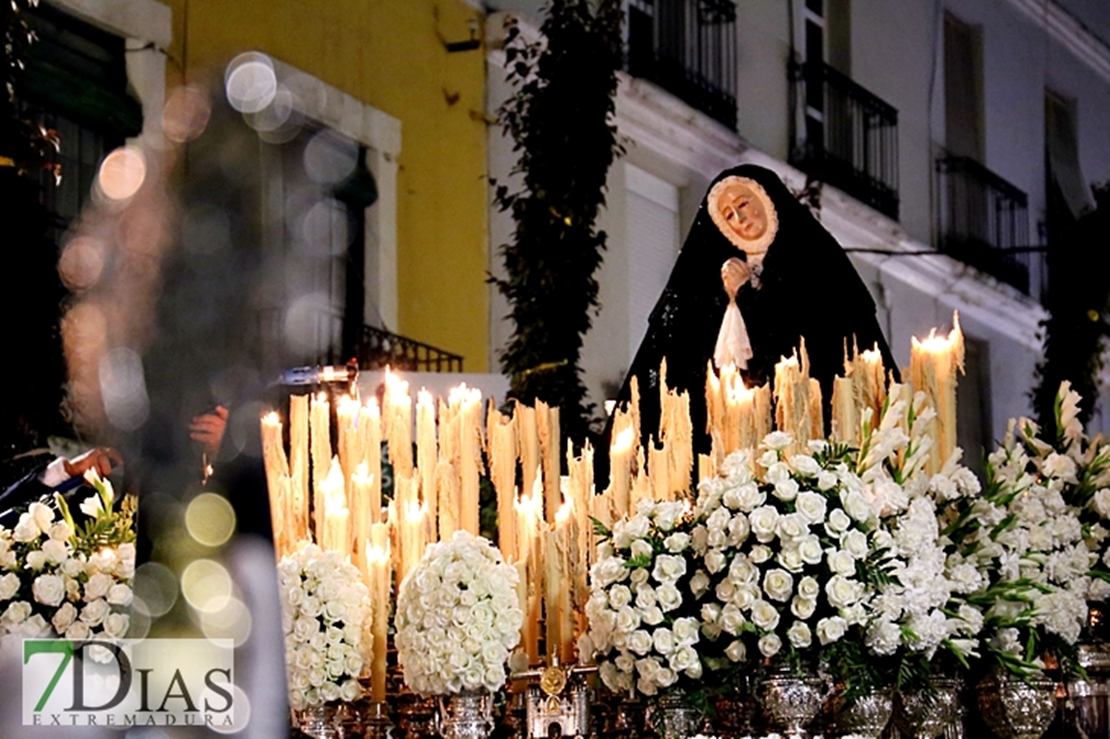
[610, 164, 898, 457]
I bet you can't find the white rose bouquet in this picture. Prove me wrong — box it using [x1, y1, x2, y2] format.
[939, 400, 1091, 677]
[0, 471, 136, 647]
[843, 389, 983, 694]
[582, 500, 703, 699]
[693, 431, 884, 679]
[395, 529, 523, 696]
[278, 541, 371, 710]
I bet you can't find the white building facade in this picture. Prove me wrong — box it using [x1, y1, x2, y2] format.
[485, 0, 1110, 463]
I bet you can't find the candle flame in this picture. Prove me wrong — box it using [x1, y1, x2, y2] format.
[262, 411, 281, 426]
[353, 461, 370, 479]
[613, 426, 635, 453]
[861, 347, 882, 364]
[417, 388, 433, 407]
[555, 499, 573, 524]
[365, 542, 391, 564]
[404, 500, 425, 522]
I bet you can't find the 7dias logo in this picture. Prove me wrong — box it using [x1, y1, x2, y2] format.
[22, 638, 235, 728]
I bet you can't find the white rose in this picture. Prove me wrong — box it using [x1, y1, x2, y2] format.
[797, 535, 824, 566]
[765, 462, 790, 485]
[795, 492, 828, 524]
[673, 617, 699, 646]
[668, 645, 698, 674]
[29, 502, 54, 533]
[758, 633, 783, 658]
[2, 601, 31, 628]
[630, 539, 653, 561]
[778, 547, 805, 573]
[84, 573, 113, 601]
[106, 583, 132, 607]
[41, 539, 68, 565]
[25, 551, 48, 571]
[51, 602, 78, 633]
[828, 549, 857, 576]
[776, 513, 808, 541]
[798, 576, 820, 600]
[689, 570, 710, 597]
[609, 585, 633, 610]
[763, 569, 794, 602]
[652, 555, 687, 584]
[817, 616, 848, 645]
[842, 530, 869, 559]
[749, 506, 779, 543]
[787, 621, 813, 648]
[764, 431, 793, 451]
[750, 600, 780, 631]
[48, 522, 73, 542]
[13, 513, 41, 543]
[720, 604, 746, 635]
[725, 639, 747, 662]
[705, 549, 727, 574]
[774, 479, 800, 502]
[653, 628, 676, 655]
[627, 629, 653, 655]
[104, 612, 130, 639]
[656, 583, 682, 612]
[0, 573, 19, 601]
[80, 599, 111, 627]
[791, 455, 820, 477]
[734, 482, 766, 512]
[826, 575, 862, 609]
[817, 470, 838, 491]
[791, 596, 817, 620]
[842, 490, 874, 523]
[827, 508, 852, 534]
[750, 545, 772, 564]
[32, 574, 65, 607]
[641, 606, 665, 626]
[664, 533, 690, 553]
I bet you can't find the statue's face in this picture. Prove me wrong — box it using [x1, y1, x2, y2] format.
[715, 181, 769, 244]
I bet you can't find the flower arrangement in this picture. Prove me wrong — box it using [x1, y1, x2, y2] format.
[692, 432, 887, 678]
[838, 388, 983, 694]
[937, 386, 1093, 677]
[278, 541, 371, 710]
[0, 471, 136, 646]
[581, 500, 703, 698]
[394, 529, 523, 696]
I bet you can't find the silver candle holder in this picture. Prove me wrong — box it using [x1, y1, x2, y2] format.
[513, 663, 597, 739]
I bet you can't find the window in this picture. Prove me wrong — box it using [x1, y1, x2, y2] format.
[625, 164, 681, 361]
[944, 12, 983, 162]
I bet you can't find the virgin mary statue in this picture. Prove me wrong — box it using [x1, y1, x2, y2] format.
[612, 163, 897, 453]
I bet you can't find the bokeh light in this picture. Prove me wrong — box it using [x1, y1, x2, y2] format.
[181, 558, 233, 613]
[225, 52, 277, 114]
[163, 85, 212, 143]
[303, 128, 357, 185]
[199, 595, 252, 647]
[58, 237, 107, 291]
[132, 561, 179, 618]
[99, 347, 150, 432]
[185, 492, 237, 547]
[97, 146, 147, 201]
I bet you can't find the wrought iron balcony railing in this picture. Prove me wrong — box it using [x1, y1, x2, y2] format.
[627, 0, 737, 129]
[357, 325, 463, 373]
[789, 59, 900, 219]
[935, 154, 1032, 295]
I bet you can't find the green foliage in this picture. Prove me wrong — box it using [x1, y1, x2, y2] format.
[1033, 183, 1110, 437]
[491, 0, 625, 443]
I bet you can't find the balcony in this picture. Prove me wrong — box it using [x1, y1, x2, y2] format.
[935, 154, 1033, 295]
[357, 325, 463, 373]
[789, 60, 899, 219]
[626, 0, 737, 129]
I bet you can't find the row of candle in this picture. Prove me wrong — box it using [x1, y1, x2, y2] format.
[258, 313, 966, 684]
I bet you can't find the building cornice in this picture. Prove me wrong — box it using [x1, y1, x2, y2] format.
[1003, 0, 1110, 84]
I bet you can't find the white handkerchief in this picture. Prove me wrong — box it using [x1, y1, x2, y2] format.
[714, 301, 753, 370]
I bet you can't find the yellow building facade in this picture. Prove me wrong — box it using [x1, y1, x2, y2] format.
[161, 0, 491, 370]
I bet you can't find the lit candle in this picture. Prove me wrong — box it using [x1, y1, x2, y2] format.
[289, 394, 310, 544]
[831, 376, 857, 444]
[351, 462, 374, 576]
[515, 491, 543, 665]
[650, 441, 669, 501]
[537, 400, 561, 524]
[436, 459, 459, 539]
[910, 312, 964, 473]
[261, 412, 291, 557]
[416, 389, 438, 541]
[773, 342, 821, 445]
[455, 385, 482, 536]
[384, 370, 413, 478]
[490, 406, 518, 558]
[399, 494, 426, 584]
[310, 394, 332, 541]
[609, 425, 634, 519]
[517, 403, 540, 506]
[365, 525, 391, 702]
[319, 458, 349, 554]
[360, 399, 383, 524]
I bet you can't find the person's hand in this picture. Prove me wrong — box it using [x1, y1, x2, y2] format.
[190, 405, 229, 459]
[721, 257, 752, 299]
[63, 448, 123, 479]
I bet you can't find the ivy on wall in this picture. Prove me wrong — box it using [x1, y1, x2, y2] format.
[1033, 183, 1110, 439]
[491, 0, 624, 443]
